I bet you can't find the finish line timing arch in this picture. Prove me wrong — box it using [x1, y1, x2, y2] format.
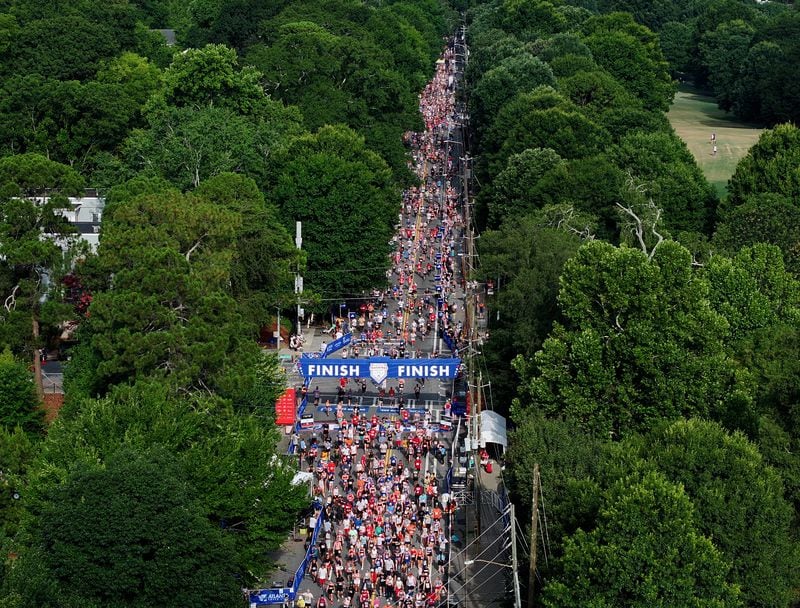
[299, 356, 462, 384]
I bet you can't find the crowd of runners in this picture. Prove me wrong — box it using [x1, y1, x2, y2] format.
[289, 37, 467, 608]
[297, 39, 467, 362]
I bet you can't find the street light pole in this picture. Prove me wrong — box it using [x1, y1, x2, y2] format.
[276, 307, 281, 348]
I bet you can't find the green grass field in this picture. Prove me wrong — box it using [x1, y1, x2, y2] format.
[667, 86, 764, 197]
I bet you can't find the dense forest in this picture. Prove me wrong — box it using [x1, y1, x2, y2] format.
[467, 0, 800, 605]
[1, 0, 799, 605]
[598, 0, 800, 124]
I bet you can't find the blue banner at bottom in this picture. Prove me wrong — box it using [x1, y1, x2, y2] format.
[250, 589, 292, 606]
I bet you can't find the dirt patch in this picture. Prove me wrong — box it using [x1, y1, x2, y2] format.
[41, 393, 64, 424]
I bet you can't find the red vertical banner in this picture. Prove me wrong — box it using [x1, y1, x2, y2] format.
[275, 388, 296, 425]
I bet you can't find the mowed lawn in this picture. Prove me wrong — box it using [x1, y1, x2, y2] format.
[668, 86, 764, 197]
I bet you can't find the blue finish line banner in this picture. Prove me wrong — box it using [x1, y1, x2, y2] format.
[300, 357, 461, 383]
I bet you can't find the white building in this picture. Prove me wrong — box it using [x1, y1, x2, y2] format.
[56, 189, 105, 250]
[35, 189, 105, 250]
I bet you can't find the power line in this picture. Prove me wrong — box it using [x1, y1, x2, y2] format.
[403, 508, 511, 606]
[515, 516, 530, 556]
[451, 506, 510, 558]
[305, 265, 390, 274]
[539, 481, 553, 563]
[447, 554, 513, 603]
[537, 507, 549, 568]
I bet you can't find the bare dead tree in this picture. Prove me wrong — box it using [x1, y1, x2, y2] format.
[4, 284, 19, 313]
[616, 174, 664, 261]
[544, 204, 596, 241]
[185, 233, 207, 262]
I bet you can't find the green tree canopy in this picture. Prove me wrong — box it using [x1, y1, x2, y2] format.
[31, 382, 305, 582]
[596, 0, 691, 30]
[0, 155, 83, 386]
[470, 53, 556, 140]
[611, 131, 716, 233]
[479, 210, 586, 405]
[364, 7, 430, 91]
[245, 18, 419, 180]
[0, 425, 36, 542]
[465, 32, 527, 84]
[547, 53, 597, 78]
[515, 240, 749, 438]
[95, 52, 163, 107]
[195, 172, 298, 322]
[103, 175, 178, 212]
[162, 43, 265, 115]
[66, 189, 254, 398]
[184, 0, 286, 50]
[596, 105, 671, 142]
[698, 19, 754, 112]
[636, 419, 798, 608]
[505, 412, 604, 557]
[32, 447, 242, 606]
[659, 21, 693, 75]
[738, 12, 800, 125]
[121, 102, 302, 190]
[483, 147, 564, 228]
[757, 414, 800, 530]
[484, 88, 611, 177]
[532, 155, 627, 238]
[727, 123, 800, 209]
[582, 13, 675, 111]
[266, 124, 397, 298]
[713, 194, 800, 274]
[1, 15, 123, 82]
[496, 0, 568, 41]
[557, 69, 637, 117]
[535, 32, 593, 63]
[542, 471, 741, 608]
[0, 153, 83, 196]
[705, 243, 800, 343]
[0, 347, 41, 433]
[0, 75, 144, 172]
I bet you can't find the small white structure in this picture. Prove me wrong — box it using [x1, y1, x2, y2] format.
[34, 189, 105, 250]
[479, 410, 508, 451]
[58, 190, 105, 250]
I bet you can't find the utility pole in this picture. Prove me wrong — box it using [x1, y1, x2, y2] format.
[32, 316, 43, 400]
[528, 464, 540, 608]
[510, 504, 522, 608]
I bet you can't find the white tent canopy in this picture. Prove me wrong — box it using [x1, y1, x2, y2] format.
[291, 471, 314, 486]
[479, 410, 508, 449]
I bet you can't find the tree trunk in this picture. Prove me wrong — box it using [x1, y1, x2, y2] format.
[32, 314, 44, 401]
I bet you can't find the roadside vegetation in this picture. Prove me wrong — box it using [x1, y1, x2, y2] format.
[467, 0, 800, 605]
